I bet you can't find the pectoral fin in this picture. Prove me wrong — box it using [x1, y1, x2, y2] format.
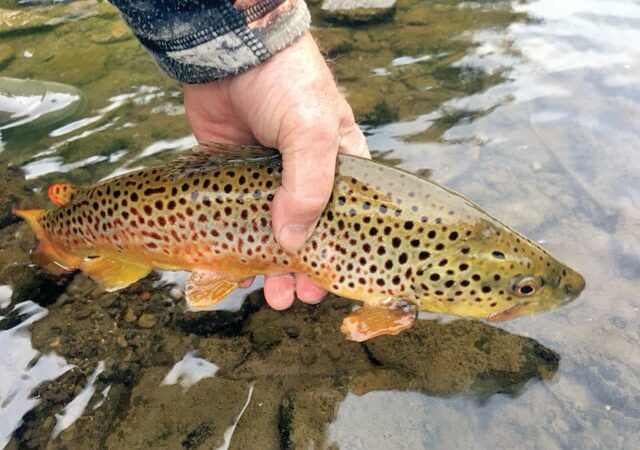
[185, 272, 238, 310]
[80, 256, 152, 291]
[341, 300, 417, 342]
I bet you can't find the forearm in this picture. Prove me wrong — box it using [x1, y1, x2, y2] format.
[110, 0, 310, 83]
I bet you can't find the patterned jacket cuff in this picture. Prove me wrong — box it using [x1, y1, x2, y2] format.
[112, 0, 311, 83]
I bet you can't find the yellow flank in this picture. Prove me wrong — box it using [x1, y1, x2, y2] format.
[14, 143, 586, 341]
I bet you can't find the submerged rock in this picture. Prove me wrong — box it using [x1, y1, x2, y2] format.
[0, 43, 14, 70]
[321, 0, 396, 24]
[0, 166, 43, 229]
[0, 1, 106, 35]
[90, 19, 132, 44]
[364, 319, 560, 397]
[137, 312, 157, 329]
[105, 369, 251, 449]
[0, 77, 86, 133]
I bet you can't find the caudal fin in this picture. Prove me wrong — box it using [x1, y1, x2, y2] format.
[13, 208, 80, 275]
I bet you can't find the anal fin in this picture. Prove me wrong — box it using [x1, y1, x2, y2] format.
[80, 256, 152, 292]
[341, 300, 417, 342]
[185, 272, 238, 310]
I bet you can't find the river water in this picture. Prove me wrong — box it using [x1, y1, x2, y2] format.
[0, 0, 638, 449]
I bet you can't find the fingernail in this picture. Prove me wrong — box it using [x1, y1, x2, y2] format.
[278, 223, 312, 252]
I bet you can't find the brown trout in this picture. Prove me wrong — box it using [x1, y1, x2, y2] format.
[15, 143, 585, 341]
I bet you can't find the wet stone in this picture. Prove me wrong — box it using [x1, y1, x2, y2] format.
[66, 275, 97, 298]
[137, 313, 157, 328]
[123, 307, 137, 323]
[1, 262, 72, 306]
[96, 292, 118, 308]
[321, 0, 396, 24]
[169, 286, 183, 300]
[362, 100, 399, 126]
[90, 19, 132, 44]
[285, 326, 300, 338]
[252, 327, 282, 351]
[364, 319, 560, 397]
[116, 335, 128, 348]
[72, 306, 92, 320]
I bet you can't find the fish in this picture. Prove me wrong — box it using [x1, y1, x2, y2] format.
[14, 142, 585, 341]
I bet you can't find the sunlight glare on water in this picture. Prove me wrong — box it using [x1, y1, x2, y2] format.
[0, 302, 72, 449]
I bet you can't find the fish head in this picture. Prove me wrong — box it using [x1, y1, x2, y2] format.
[412, 219, 585, 321]
[484, 259, 585, 322]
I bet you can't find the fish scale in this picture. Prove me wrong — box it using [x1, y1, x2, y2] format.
[14, 142, 585, 341]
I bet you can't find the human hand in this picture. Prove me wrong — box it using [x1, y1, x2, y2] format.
[183, 32, 370, 310]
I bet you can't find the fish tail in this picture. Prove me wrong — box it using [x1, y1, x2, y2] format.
[13, 208, 79, 275]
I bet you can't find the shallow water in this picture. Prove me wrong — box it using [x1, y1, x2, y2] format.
[0, 0, 639, 448]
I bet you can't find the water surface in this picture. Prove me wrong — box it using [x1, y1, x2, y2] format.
[0, 0, 638, 448]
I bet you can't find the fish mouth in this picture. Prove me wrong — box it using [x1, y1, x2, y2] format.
[486, 301, 536, 322]
[564, 271, 586, 302]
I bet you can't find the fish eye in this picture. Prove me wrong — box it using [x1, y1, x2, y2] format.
[512, 276, 538, 297]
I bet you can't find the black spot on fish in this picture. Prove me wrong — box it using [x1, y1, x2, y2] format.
[144, 187, 166, 196]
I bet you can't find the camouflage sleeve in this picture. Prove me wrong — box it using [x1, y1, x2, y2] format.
[109, 0, 311, 83]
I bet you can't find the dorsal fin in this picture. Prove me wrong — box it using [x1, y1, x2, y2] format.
[169, 142, 280, 180]
[47, 182, 77, 206]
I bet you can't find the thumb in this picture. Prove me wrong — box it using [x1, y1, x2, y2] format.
[271, 117, 339, 253]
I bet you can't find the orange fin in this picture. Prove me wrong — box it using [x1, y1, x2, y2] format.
[185, 272, 238, 310]
[47, 182, 77, 206]
[13, 208, 80, 275]
[80, 256, 152, 292]
[341, 300, 418, 342]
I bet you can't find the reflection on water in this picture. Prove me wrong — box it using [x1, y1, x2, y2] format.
[0, 77, 85, 132]
[162, 351, 219, 390]
[0, 0, 638, 448]
[51, 360, 105, 440]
